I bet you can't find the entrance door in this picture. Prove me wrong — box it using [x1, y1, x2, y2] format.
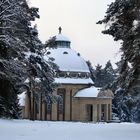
[86, 104, 93, 121]
[101, 104, 106, 121]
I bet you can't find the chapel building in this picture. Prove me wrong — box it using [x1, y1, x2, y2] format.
[20, 27, 113, 122]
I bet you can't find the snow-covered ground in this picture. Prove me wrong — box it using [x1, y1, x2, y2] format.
[0, 119, 140, 140]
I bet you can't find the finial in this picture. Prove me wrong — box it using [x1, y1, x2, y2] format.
[58, 26, 62, 34]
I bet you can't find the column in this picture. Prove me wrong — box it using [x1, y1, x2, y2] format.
[24, 94, 29, 119]
[108, 104, 111, 121]
[106, 104, 108, 122]
[98, 104, 101, 122]
[93, 104, 97, 122]
[65, 88, 70, 121]
[42, 102, 46, 120]
[110, 103, 112, 120]
[79, 104, 86, 121]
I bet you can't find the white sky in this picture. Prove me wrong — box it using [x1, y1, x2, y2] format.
[29, 0, 120, 68]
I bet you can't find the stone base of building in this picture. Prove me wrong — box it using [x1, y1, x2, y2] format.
[21, 85, 113, 122]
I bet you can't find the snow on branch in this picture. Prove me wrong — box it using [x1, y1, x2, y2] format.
[0, 2, 17, 16]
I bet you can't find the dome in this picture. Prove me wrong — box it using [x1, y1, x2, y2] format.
[74, 87, 114, 98]
[55, 34, 70, 42]
[44, 27, 91, 74]
[98, 90, 114, 98]
[74, 87, 100, 98]
[44, 48, 90, 73]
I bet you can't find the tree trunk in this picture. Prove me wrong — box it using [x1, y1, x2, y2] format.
[40, 93, 42, 120]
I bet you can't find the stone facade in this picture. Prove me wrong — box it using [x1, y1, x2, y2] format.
[22, 84, 113, 122]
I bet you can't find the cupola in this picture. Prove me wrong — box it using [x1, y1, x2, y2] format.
[55, 27, 71, 48]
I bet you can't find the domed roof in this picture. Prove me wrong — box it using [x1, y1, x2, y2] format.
[44, 27, 91, 73]
[55, 34, 70, 42]
[44, 48, 90, 73]
[54, 27, 70, 42]
[74, 87, 114, 98]
[74, 87, 100, 98]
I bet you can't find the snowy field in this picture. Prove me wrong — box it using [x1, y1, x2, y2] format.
[0, 119, 140, 140]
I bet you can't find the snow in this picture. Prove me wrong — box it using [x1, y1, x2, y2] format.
[24, 78, 29, 83]
[0, 119, 140, 140]
[24, 52, 39, 59]
[35, 78, 41, 83]
[132, 20, 139, 31]
[133, 20, 139, 27]
[108, 15, 118, 27]
[44, 48, 90, 72]
[18, 91, 26, 106]
[37, 63, 42, 70]
[128, 62, 132, 68]
[74, 86, 100, 98]
[55, 77, 94, 84]
[55, 34, 70, 42]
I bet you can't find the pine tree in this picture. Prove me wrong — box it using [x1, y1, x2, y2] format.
[94, 64, 104, 87]
[86, 60, 95, 82]
[94, 62, 116, 88]
[104, 60, 116, 85]
[0, 0, 29, 118]
[0, 0, 55, 119]
[98, 0, 140, 122]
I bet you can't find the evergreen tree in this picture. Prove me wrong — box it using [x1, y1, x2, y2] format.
[93, 61, 116, 88]
[0, 0, 29, 118]
[94, 64, 104, 87]
[86, 60, 95, 82]
[0, 0, 55, 119]
[104, 60, 116, 85]
[98, 0, 140, 122]
[45, 36, 56, 49]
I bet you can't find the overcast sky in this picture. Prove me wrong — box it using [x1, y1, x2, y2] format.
[30, 0, 120, 68]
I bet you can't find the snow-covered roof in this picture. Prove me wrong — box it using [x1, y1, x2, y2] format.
[18, 91, 26, 106]
[74, 87, 100, 98]
[55, 34, 70, 42]
[98, 90, 114, 99]
[74, 87, 114, 98]
[44, 48, 90, 72]
[54, 77, 93, 85]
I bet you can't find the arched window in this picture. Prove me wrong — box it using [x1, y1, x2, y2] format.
[69, 72, 78, 78]
[57, 88, 66, 120]
[59, 72, 66, 77]
[80, 72, 87, 78]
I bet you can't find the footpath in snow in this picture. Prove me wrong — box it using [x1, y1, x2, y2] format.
[0, 119, 140, 140]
